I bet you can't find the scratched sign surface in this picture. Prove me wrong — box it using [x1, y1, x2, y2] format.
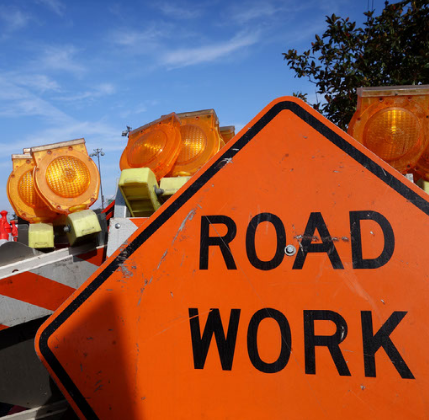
[37, 97, 429, 419]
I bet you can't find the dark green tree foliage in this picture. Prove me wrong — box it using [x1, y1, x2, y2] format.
[284, 1, 429, 130]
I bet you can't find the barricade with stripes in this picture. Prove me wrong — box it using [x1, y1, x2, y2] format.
[0, 244, 106, 330]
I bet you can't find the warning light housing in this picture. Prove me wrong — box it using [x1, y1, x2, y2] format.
[348, 85, 429, 174]
[31, 139, 100, 214]
[170, 109, 223, 177]
[220, 125, 236, 144]
[118, 109, 230, 218]
[120, 114, 182, 180]
[7, 154, 58, 223]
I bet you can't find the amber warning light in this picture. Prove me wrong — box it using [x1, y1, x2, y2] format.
[30, 138, 100, 214]
[120, 109, 229, 181]
[171, 109, 224, 177]
[7, 154, 58, 223]
[348, 85, 429, 176]
[120, 113, 182, 180]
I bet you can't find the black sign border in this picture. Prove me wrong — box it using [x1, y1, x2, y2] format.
[38, 99, 429, 419]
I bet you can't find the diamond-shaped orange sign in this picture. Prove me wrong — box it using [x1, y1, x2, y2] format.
[37, 97, 429, 419]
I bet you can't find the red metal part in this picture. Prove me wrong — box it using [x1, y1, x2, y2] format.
[0, 211, 10, 240]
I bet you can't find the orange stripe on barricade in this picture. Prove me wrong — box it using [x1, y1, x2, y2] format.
[102, 200, 115, 222]
[0, 272, 75, 311]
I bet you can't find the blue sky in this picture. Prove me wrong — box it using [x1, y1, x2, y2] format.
[0, 0, 374, 214]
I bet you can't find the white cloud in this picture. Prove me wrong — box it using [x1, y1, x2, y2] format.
[133, 105, 147, 114]
[111, 26, 167, 48]
[0, 118, 123, 170]
[284, 20, 329, 45]
[119, 105, 147, 119]
[22, 120, 122, 151]
[11, 74, 61, 93]
[317, 0, 350, 14]
[98, 83, 116, 95]
[155, 2, 203, 19]
[107, 3, 125, 19]
[0, 6, 31, 32]
[0, 79, 123, 175]
[36, 0, 65, 17]
[117, 99, 159, 119]
[54, 83, 116, 102]
[0, 76, 71, 124]
[35, 45, 85, 76]
[0, 75, 120, 151]
[161, 32, 259, 68]
[228, 2, 281, 23]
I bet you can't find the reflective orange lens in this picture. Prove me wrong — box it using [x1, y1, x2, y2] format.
[46, 156, 91, 198]
[127, 130, 168, 167]
[31, 139, 100, 214]
[7, 154, 58, 223]
[170, 109, 223, 177]
[364, 108, 420, 161]
[18, 169, 46, 208]
[120, 113, 182, 180]
[177, 124, 207, 165]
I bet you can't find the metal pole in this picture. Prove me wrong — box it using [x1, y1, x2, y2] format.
[90, 149, 105, 210]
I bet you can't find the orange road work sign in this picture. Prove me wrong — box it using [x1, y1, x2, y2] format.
[37, 97, 429, 419]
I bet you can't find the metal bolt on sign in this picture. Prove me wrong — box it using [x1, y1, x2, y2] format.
[285, 245, 296, 256]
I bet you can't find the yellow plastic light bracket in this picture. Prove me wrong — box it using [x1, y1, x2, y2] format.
[348, 85, 429, 174]
[416, 178, 429, 194]
[118, 168, 161, 217]
[7, 154, 58, 223]
[170, 109, 223, 177]
[159, 176, 191, 203]
[31, 139, 100, 214]
[120, 113, 182, 181]
[28, 223, 54, 249]
[66, 209, 101, 246]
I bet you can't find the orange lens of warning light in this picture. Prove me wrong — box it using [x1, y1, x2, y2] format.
[18, 170, 44, 208]
[170, 109, 223, 177]
[46, 156, 91, 198]
[177, 124, 208, 165]
[7, 154, 58, 223]
[127, 130, 168, 167]
[31, 139, 100, 214]
[363, 108, 421, 162]
[348, 85, 429, 174]
[120, 113, 182, 180]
